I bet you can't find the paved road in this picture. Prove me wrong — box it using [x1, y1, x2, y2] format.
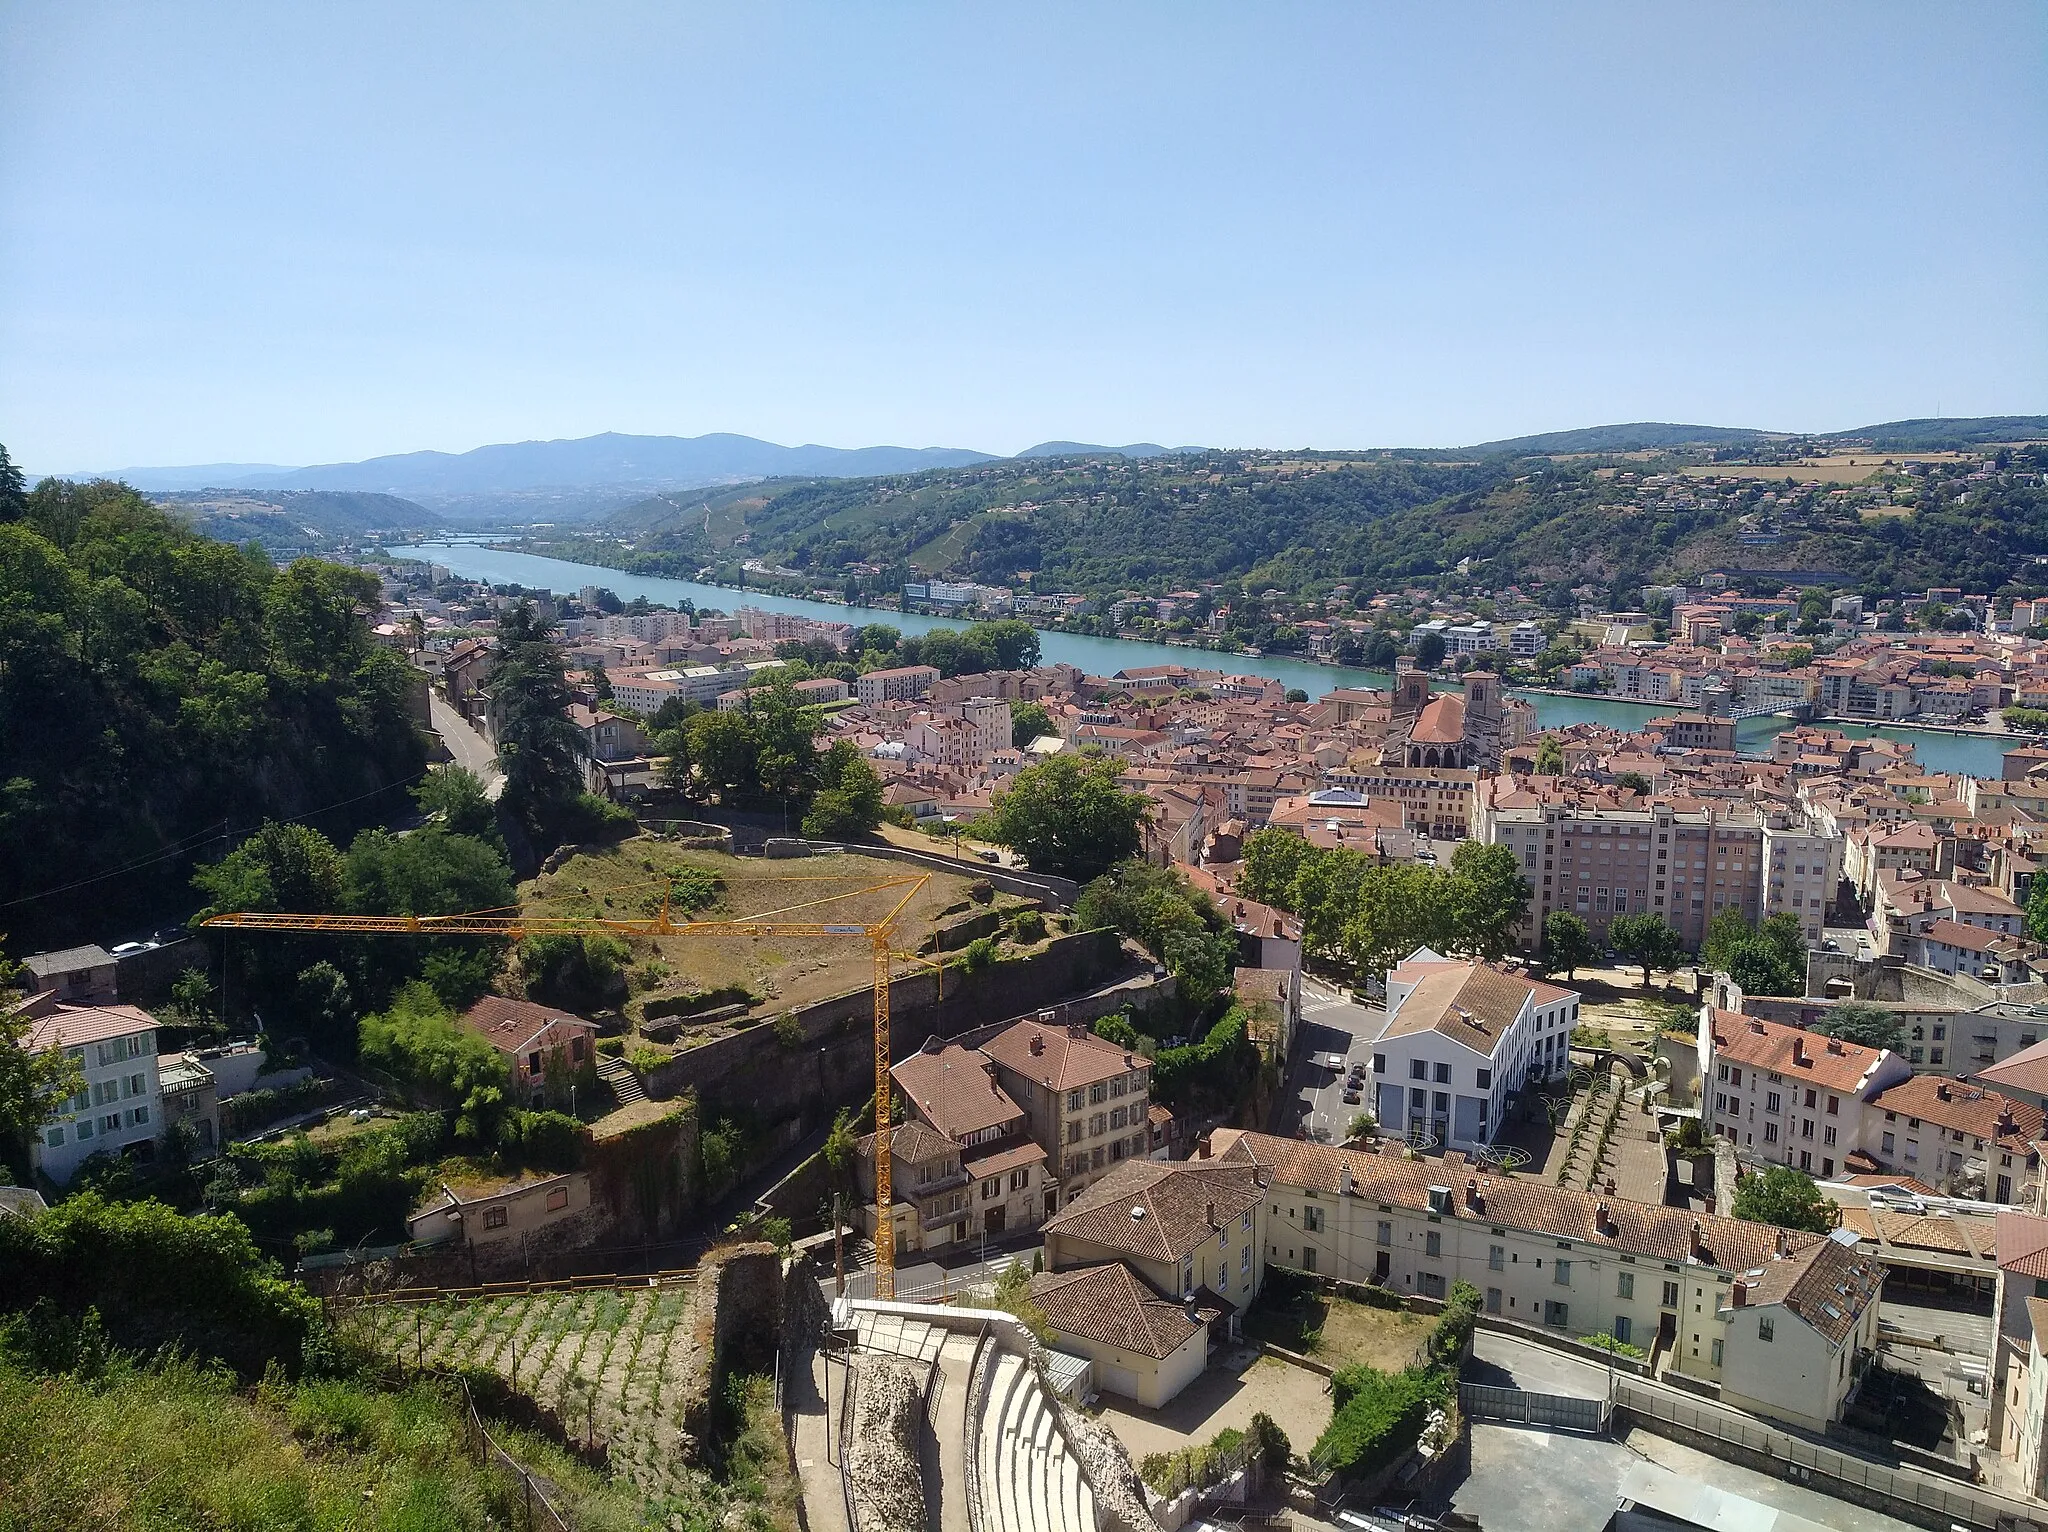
[1272, 976, 1388, 1141]
[428, 689, 505, 799]
[1464, 1328, 1614, 1399]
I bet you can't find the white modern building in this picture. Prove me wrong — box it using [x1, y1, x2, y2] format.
[1369, 949, 1578, 1152]
[16, 995, 164, 1185]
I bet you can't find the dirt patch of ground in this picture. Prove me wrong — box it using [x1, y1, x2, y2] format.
[520, 839, 1003, 1029]
[1095, 1351, 1332, 1465]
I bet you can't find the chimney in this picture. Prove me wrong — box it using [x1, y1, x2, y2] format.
[1936, 1081, 1951, 1101]
[1749, 1018, 1766, 1034]
[1465, 1177, 1481, 1211]
[1339, 1163, 1354, 1197]
[1775, 1227, 1791, 1258]
[1792, 1036, 1807, 1067]
[1206, 1201, 1216, 1229]
[1689, 1219, 1705, 1260]
[1596, 1201, 1611, 1236]
[1029, 1032, 1045, 1056]
[1732, 1279, 1749, 1308]
[1999, 1106, 2017, 1135]
[1826, 1038, 1845, 1055]
[1184, 1291, 1199, 1321]
[1124, 1052, 1135, 1068]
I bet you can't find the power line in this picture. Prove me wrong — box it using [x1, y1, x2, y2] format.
[1, 768, 430, 910]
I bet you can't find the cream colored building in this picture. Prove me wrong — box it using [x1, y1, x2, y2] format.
[1212, 1130, 1882, 1429]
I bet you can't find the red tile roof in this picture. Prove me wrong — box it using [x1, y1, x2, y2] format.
[1739, 1232, 1882, 1347]
[19, 1001, 159, 1051]
[1709, 1010, 1893, 1097]
[1045, 1157, 1264, 1264]
[460, 995, 595, 1052]
[1867, 1074, 2044, 1155]
[983, 1020, 1148, 1093]
[893, 1043, 1024, 1142]
[1030, 1263, 1204, 1359]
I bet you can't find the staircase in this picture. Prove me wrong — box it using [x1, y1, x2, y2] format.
[597, 1055, 645, 1106]
[972, 1345, 1099, 1532]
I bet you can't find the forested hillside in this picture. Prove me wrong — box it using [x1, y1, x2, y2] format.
[0, 450, 428, 942]
[154, 487, 441, 552]
[557, 438, 2048, 607]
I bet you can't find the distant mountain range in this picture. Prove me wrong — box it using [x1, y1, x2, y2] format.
[55, 416, 2048, 522]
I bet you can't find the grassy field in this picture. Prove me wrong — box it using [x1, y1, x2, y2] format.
[0, 1351, 656, 1532]
[1245, 1281, 1431, 1374]
[341, 1284, 798, 1527]
[521, 839, 1003, 1028]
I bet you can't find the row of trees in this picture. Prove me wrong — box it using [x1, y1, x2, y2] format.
[1235, 829, 1531, 976]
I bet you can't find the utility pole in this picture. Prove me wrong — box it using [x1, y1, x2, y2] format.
[833, 1192, 845, 1299]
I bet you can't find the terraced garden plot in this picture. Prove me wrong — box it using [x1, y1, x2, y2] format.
[342, 1284, 725, 1514]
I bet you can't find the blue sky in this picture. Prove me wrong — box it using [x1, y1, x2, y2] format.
[2, 2, 2044, 471]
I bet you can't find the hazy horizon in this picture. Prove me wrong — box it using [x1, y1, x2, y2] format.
[4, 3, 2045, 470]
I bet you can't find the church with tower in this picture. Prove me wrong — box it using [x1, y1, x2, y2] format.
[1379, 662, 1518, 773]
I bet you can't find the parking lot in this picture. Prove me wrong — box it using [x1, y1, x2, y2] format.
[1273, 976, 1387, 1141]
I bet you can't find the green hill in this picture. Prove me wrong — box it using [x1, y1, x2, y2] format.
[154, 488, 442, 551]
[558, 433, 2048, 609]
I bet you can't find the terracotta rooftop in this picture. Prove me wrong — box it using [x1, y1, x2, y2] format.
[460, 995, 594, 1052]
[1214, 1129, 1807, 1275]
[1710, 1010, 1893, 1097]
[19, 1001, 160, 1051]
[1044, 1156, 1265, 1265]
[1409, 693, 1466, 746]
[1030, 1263, 1205, 1359]
[854, 1118, 958, 1168]
[1739, 1232, 1883, 1347]
[963, 1140, 1046, 1182]
[893, 1042, 1025, 1143]
[1977, 1036, 2048, 1097]
[1382, 961, 1536, 1056]
[1868, 1074, 2044, 1155]
[1997, 1210, 2048, 1278]
[982, 1019, 1148, 1093]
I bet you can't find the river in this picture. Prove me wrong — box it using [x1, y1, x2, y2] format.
[392, 541, 2009, 779]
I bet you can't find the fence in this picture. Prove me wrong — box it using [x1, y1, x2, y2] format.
[327, 1266, 697, 1312]
[457, 1376, 571, 1532]
[1457, 1382, 1609, 1434]
[1613, 1377, 2033, 1532]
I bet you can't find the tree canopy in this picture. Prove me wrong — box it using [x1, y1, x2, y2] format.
[976, 753, 1150, 881]
[1540, 912, 1594, 979]
[1731, 1165, 1836, 1234]
[0, 469, 425, 940]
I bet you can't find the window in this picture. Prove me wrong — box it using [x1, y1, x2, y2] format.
[1765, 1091, 1781, 1114]
[1617, 1271, 1634, 1300]
[129, 1106, 149, 1126]
[1377, 1220, 1392, 1247]
[1426, 1231, 1442, 1257]
[1302, 1247, 1317, 1273]
[545, 1186, 569, 1212]
[1089, 1112, 1106, 1137]
[1476, 1068, 1492, 1090]
[1661, 1281, 1679, 1307]
[43, 1126, 63, 1148]
[483, 1207, 509, 1230]
[1882, 1131, 1895, 1155]
[1711, 1338, 1724, 1368]
[1544, 1301, 1569, 1328]
[1109, 1106, 1127, 1129]
[1090, 1147, 1104, 1170]
[1823, 1126, 1836, 1146]
[1066, 1122, 1081, 1145]
[1826, 1096, 1839, 1116]
[1554, 1259, 1571, 1286]
[1066, 1089, 1084, 1112]
[1304, 1205, 1324, 1233]
[982, 1179, 998, 1201]
[74, 1117, 92, 1140]
[1433, 1062, 1451, 1084]
[1241, 1208, 1253, 1231]
[1410, 1060, 1427, 1080]
[100, 1113, 120, 1132]
[1108, 1075, 1126, 1098]
[1090, 1082, 1108, 1105]
[1011, 1168, 1029, 1191]
[1217, 1268, 1228, 1295]
[1803, 1089, 1816, 1109]
[1758, 1319, 1774, 1343]
[1489, 1245, 1505, 1272]
[1486, 1287, 1502, 1314]
[1763, 1122, 1778, 1144]
[1241, 1245, 1251, 1276]
[1614, 1316, 1633, 1345]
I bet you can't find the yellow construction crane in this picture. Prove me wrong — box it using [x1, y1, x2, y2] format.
[202, 870, 937, 1299]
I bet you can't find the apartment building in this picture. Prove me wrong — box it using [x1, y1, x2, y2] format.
[1213, 1130, 1881, 1431]
[892, 1039, 1049, 1236]
[1317, 764, 1477, 840]
[1761, 819, 1840, 948]
[1369, 951, 1576, 1151]
[1862, 1074, 2044, 1204]
[980, 1019, 1153, 1209]
[856, 665, 941, 705]
[1701, 1010, 1909, 1179]
[1992, 1212, 2048, 1495]
[1042, 1155, 1267, 1319]
[16, 995, 164, 1185]
[852, 1119, 976, 1253]
[1473, 787, 1786, 953]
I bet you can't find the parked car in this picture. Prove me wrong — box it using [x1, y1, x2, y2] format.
[1341, 1087, 1362, 1105]
[110, 941, 147, 957]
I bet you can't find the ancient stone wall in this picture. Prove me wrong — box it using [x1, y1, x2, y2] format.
[672, 1241, 785, 1466]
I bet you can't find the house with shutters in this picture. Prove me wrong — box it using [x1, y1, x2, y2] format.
[14, 993, 163, 1185]
[458, 996, 598, 1111]
[891, 1038, 1049, 1238]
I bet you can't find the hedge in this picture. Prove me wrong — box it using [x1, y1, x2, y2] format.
[1312, 1365, 1444, 1479]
